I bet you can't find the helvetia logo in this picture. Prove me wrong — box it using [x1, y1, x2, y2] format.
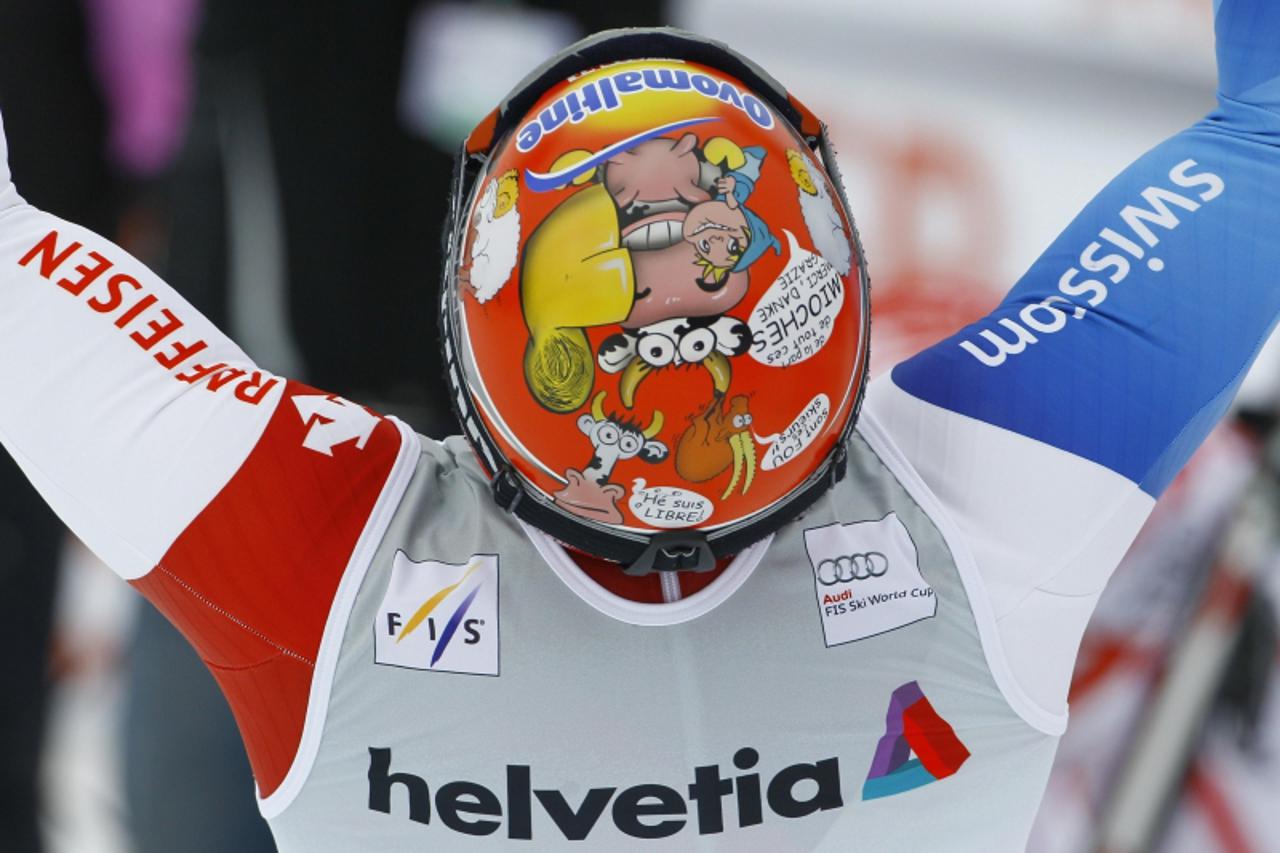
[366, 745, 843, 841]
[364, 682, 972, 839]
[373, 553, 499, 676]
[862, 681, 970, 800]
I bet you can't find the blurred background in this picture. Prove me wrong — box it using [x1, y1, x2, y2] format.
[0, 1, 1275, 852]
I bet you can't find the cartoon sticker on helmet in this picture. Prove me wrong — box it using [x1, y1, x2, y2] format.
[628, 479, 714, 528]
[460, 169, 521, 303]
[748, 230, 846, 368]
[553, 391, 668, 524]
[451, 58, 867, 538]
[788, 149, 853, 277]
[683, 144, 782, 287]
[755, 393, 830, 471]
[596, 315, 751, 408]
[518, 127, 779, 414]
[675, 394, 758, 499]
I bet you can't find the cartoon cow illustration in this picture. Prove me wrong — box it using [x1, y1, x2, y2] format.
[553, 391, 667, 524]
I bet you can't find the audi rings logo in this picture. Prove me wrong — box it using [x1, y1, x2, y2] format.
[815, 552, 888, 585]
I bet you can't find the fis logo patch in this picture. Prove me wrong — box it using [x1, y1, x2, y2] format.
[863, 681, 970, 800]
[374, 553, 499, 676]
[804, 513, 936, 647]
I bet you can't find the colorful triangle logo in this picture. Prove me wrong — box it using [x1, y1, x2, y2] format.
[862, 681, 970, 800]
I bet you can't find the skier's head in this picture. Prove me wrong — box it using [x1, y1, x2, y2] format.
[440, 29, 869, 574]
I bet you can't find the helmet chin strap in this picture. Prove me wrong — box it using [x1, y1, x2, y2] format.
[659, 570, 684, 604]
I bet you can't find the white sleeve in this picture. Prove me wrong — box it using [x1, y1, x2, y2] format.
[865, 379, 1154, 719]
[0, 109, 284, 579]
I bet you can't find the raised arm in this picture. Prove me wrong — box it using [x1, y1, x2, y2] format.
[0, 109, 414, 797]
[866, 0, 1280, 717]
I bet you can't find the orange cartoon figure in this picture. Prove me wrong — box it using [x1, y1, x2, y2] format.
[675, 394, 757, 499]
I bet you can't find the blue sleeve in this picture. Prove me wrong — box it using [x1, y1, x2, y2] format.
[890, 0, 1280, 498]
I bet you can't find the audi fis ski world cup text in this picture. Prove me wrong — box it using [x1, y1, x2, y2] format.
[804, 516, 939, 646]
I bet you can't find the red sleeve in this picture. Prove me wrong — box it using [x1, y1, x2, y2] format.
[0, 118, 411, 798]
[132, 380, 407, 796]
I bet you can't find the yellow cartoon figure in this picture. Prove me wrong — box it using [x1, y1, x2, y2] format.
[521, 182, 636, 413]
[491, 170, 519, 218]
[521, 132, 762, 413]
[786, 149, 818, 196]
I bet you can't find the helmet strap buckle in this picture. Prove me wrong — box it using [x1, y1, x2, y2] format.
[625, 533, 716, 576]
[829, 443, 849, 486]
[491, 466, 524, 514]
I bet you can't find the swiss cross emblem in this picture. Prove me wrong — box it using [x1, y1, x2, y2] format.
[292, 394, 379, 456]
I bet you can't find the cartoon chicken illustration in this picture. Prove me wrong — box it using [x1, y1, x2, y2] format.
[675, 394, 758, 499]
